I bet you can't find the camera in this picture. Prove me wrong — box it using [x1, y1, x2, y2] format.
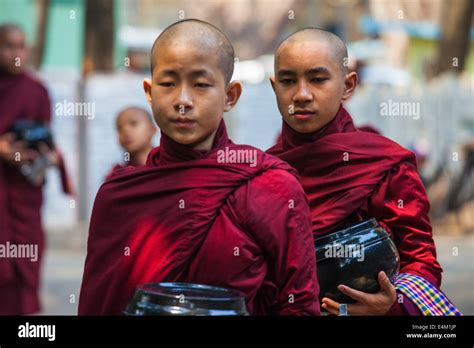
[9, 120, 56, 185]
[10, 120, 54, 150]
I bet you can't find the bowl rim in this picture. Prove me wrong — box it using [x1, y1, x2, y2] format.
[314, 219, 397, 262]
[314, 219, 378, 244]
[135, 282, 246, 303]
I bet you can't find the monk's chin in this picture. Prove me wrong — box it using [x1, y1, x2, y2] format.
[166, 132, 210, 148]
[285, 118, 323, 134]
[168, 134, 198, 145]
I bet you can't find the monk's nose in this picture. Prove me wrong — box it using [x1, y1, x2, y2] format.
[174, 85, 193, 114]
[293, 83, 313, 104]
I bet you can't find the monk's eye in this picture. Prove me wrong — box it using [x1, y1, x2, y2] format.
[311, 77, 328, 84]
[279, 79, 295, 85]
[158, 82, 175, 87]
[195, 83, 211, 88]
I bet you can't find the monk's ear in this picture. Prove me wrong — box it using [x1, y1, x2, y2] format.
[269, 75, 276, 92]
[143, 78, 152, 104]
[224, 81, 242, 112]
[149, 123, 157, 135]
[342, 72, 357, 101]
[24, 45, 32, 59]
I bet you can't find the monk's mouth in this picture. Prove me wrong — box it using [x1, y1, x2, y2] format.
[171, 118, 197, 128]
[292, 112, 316, 121]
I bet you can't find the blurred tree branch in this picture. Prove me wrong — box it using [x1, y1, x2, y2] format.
[83, 0, 115, 74]
[31, 0, 49, 69]
[434, 0, 473, 76]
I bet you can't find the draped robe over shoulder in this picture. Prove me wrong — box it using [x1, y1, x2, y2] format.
[79, 120, 320, 315]
[267, 106, 446, 315]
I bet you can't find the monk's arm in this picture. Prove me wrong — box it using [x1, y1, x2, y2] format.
[243, 169, 320, 315]
[78, 184, 118, 314]
[370, 161, 443, 314]
[376, 161, 442, 285]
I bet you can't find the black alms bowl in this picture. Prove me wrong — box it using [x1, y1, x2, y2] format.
[314, 219, 400, 303]
[124, 282, 249, 316]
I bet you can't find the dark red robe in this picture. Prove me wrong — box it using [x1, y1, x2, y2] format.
[79, 120, 320, 315]
[0, 70, 72, 314]
[267, 105, 443, 315]
[105, 163, 128, 181]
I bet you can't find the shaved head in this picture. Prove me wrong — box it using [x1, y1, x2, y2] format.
[270, 27, 357, 135]
[275, 28, 348, 76]
[150, 19, 235, 84]
[0, 23, 23, 38]
[117, 106, 154, 125]
[0, 23, 27, 74]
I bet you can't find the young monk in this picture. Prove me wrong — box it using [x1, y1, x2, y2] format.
[79, 19, 320, 315]
[267, 28, 460, 316]
[0, 23, 73, 314]
[105, 106, 156, 180]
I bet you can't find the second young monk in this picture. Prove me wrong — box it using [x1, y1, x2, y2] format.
[267, 28, 460, 316]
[105, 106, 156, 180]
[79, 20, 320, 315]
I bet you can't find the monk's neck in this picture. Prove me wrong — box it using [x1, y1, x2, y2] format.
[0, 68, 25, 79]
[281, 105, 356, 149]
[190, 128, 219, 152]
[156, 119, 230, 165]
[128, 145, 153, 166]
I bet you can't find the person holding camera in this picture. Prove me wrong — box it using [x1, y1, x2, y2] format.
[0, 23, 72, 315]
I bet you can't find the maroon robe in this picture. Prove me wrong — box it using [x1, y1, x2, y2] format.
[79, 120, 320, 315]
[105, 163, 128, 181]
[267, 106, 443, 315]
[0, 70, 61, 314]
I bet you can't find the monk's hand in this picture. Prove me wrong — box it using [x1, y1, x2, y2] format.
[0, 133, 38, 165]
[321, 271, 396, 316]
[0, 133, 13, 158]
[38, 142, 60, 167]
[0, 133, 18, 158]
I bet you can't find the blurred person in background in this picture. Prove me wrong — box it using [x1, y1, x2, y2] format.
[0, 23, 73, 315]
[105, 106, 156, 180]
